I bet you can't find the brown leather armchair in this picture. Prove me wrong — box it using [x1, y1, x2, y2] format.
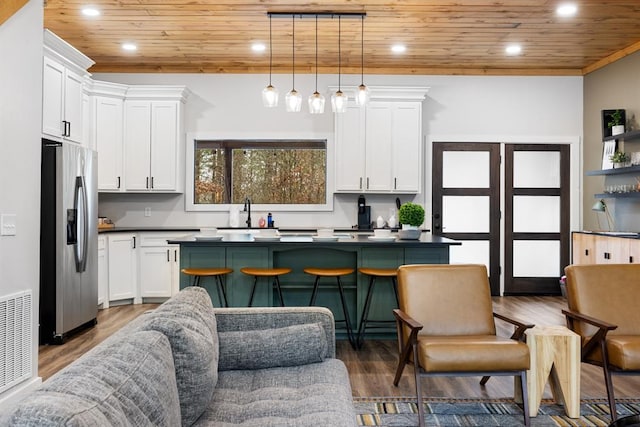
[563, 264, 640, 422]
[393, 264, 533, 427]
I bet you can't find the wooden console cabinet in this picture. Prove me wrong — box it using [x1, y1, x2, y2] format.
[572, 231, 640, 265]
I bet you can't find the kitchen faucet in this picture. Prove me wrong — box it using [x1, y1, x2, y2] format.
[243, 197, 251, 228]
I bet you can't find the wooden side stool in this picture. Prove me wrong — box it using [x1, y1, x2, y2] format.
[304, 267, 356, 349]
[356, 267, 399, 349]
[181, 267, 233, 307]
[240, 267, 291, 307]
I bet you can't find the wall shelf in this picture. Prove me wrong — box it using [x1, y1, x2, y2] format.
[603, 129, 640, 142]
[595, 192, 640, 199]
[587, 164, 640, 176]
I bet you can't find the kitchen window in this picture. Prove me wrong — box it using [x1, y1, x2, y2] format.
[189, 139, 328, 209]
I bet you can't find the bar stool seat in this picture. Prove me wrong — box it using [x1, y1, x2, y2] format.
[356, 267, 399, 349]
[240, 267, 291, 307]
[304, 267, 356, 349]
[181, 267, 233, 307]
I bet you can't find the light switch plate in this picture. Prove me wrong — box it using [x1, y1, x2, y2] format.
[1, 214, 17, 236]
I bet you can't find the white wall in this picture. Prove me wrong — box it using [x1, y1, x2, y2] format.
[0, 0, 44, 404]
[95, 72, 583, 230]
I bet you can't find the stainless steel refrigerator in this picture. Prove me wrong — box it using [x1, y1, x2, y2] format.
[40, 139, 98, 344]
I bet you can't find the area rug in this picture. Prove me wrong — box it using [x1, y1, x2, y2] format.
[353, 397, 640, 426]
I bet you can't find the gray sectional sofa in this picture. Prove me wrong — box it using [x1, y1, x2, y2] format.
[2, 287, 357, 426]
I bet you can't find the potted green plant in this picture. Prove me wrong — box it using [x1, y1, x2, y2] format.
[398, 202, 425, 240]
[608, 109, 625, 136]
[610, 151, 630, 168]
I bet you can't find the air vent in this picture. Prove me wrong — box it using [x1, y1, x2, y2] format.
[0, 290, 32, 393]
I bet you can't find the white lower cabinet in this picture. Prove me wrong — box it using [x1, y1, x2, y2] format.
[107, 233, 138, 303]
[97, 235, 108, 308]
[138, 233, 184, 299]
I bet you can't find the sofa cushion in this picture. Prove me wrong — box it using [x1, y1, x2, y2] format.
[218, 322, 328, 371]
[5, 330, 180, 427]
[193, 359, 356, 427]
[140, 286, 218, 427]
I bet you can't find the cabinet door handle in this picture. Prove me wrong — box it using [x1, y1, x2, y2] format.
[585, 249, 589, 256]
[167, 249, 170, 262]
[630, 256, 634, 263]
[117, 176, 121, 189]
[359, 177, 362, 189]
[366, 177, 369, 189]
[132, 236, 136, 249]
[151, 177, 154, 189]
[67, 121, 71, 137]
[146, 177, 149, 189]
[62, 120, 68, 136]
[394, 177, 397, 190]
[174, 249, 177, 262]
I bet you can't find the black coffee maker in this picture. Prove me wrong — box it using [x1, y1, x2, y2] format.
[357, 195, 371, 229]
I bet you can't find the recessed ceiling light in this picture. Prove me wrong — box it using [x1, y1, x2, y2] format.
[557, 3, 578, 17]
[122, 43, 137, 52]
[81, 7, 100, 17]
[391, 44, 406, 54]
[252, 43, 266, 53]
[505, 44, 522, 55]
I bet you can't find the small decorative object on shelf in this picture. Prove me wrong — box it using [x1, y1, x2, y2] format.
[610, 151, 630, 168]
[602, 109, 626, 138]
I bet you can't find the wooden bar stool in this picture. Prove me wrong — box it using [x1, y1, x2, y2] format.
[181, 267, 233, 307]
[240, 267, 291, 307]
[356, 267, 399, 349]
[304, 267, 356, 349]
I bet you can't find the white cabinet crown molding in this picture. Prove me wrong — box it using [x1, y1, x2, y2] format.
[43, 29, 94, 76]
[88, 80, 129, 99]
[328, 85, 429, 101]
[125, 85, 191, 103]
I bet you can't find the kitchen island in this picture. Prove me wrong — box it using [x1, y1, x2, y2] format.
[169, 232, 460, 341]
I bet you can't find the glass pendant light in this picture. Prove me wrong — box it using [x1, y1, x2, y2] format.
[262, 15, 279, 107]
[331, 15, 348, 113]
[355, 15, 370, 107]
[285, 15, 302, 112]
[308, 15, 325, 114]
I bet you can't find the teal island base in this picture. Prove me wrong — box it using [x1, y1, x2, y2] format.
[170, 234, 459, 342]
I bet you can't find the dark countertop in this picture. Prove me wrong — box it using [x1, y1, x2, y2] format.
[99, 226, 432, 234]
[168, 233, 459, 247]
[573, 230, 640, 239]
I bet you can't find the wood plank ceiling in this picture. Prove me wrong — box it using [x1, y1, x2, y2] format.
[43, 1, 640, 76]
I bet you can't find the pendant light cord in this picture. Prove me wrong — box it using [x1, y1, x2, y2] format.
[315, 15, 318, 91]
[338, 15, 342, 91]
[360, 15, 364, 85]
[268, 15, 273, 86]
[291, 15, 295, 90]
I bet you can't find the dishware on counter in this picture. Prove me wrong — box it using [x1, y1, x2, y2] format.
[317, 228, 334, 238]
[367, 235, 396, 242]
[374, 229, 392, 238]
[387, 214, 397, 229]
[194, 234, 224, 241]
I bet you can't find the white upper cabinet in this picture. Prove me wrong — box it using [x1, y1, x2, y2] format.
[92, 81, 127, 192]
[123, 87, 189, 192]
[42, 30, 94, 145]
[334, 87, 428, 193]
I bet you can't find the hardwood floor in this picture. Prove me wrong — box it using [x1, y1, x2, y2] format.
[39, 297, 640, 399]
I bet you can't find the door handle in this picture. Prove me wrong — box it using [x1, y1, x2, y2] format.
[117, 176, 121, 189]
[132, 236, 136, 249]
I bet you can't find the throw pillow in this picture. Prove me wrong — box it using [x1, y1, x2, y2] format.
[218, 322, 328, 371]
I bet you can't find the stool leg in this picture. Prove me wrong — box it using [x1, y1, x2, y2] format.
[356, 275, 377, 349]
[248, 275, 259, 307]
[309, 276, 321, 306]
[274, 276, 285, 307]
[336, 276, 356, 349]
[216, 275, 229, 307]
[194, 275, 201, 287]
[391, 276, 399, 307]
[213, 276, 224, 306]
